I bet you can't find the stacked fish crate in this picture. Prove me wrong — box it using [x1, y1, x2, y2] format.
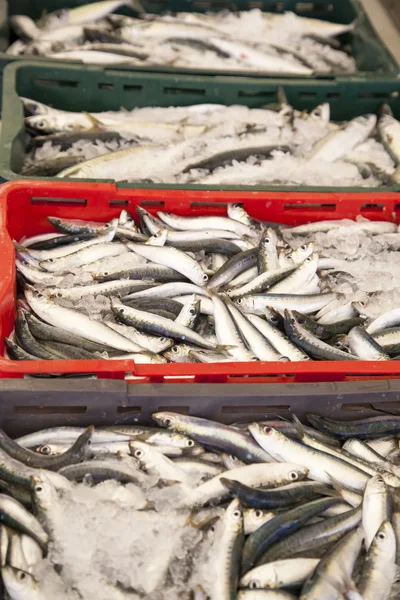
[0, 2, 399, 599]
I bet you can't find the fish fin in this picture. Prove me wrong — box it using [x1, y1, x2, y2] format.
[292, 413, 306, 437]
[216, 344, 236, 351]
[380, 102, 394, 118]
[13, 240, 30, 253]
[368, 404, 400, 417]
[83, 112, 104, 131]
[127, 0, 145, 15]
[326, 473, 348, 498]
[185, 511, 220, 530]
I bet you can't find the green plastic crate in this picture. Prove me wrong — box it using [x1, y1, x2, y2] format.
[2, 59, 400, 192]
[0, 0, 397, 95]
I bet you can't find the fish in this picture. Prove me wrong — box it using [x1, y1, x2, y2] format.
[0, 414, 397, 598]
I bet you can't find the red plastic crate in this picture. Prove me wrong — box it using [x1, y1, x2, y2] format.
[2, 180, 400, 384]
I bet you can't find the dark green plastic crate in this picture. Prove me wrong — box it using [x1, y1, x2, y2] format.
[0, 0, 397, 96]
[2, 59, 400, 192]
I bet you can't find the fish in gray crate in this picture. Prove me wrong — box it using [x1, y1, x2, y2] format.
[0, 412, 399, 598]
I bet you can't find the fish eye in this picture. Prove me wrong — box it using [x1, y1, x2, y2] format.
[255, 510, 263, 518]
[233, 510, 241, 519]
[297, 316, 304, 324]
[35, 485, 43, 493]
[263, 238, 271, 245]
[186, 439, 195, 447]
[236, 298, 243, 305]
[306, 256, 312, 262]
[48, 258, 54, 263]
[39, 445, 51, 455]
[378, 531, 386, 540]
[160, 338, 168, 343]
[249, 581, 260, 589]
[164, 418, 172, 426]
[172, 346, 179, 354]
[291, 318, 296, 324]
[16, 571, 27, 582]
[210, 525, 216, 533]
[263, 426, 272, 435]
[104, 223, 111, 229]
[284, 243, 290, 250]
[290, 471, 299, 481]
[301, 244, 307, 250]
[134, 449, 144, 458]
[36, 120, 47, 129]
[120, 308, 125, 314]
[202, 274, 209, 282]
[56, 292, 63, 298]
[189, 307, 196, 315]
[103, 272, 109, 276]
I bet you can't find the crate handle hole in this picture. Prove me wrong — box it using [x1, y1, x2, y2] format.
[109, 199, 129, 206]
[140, 200, 165, 207]
[123, 85, 143, 92]
[164, 87, 205, 96]
[117, 406, 142, 414]
[238, 90, 276, 98]
[13, 406, 87, 414]
[157, 406, 190, 414]
[98, 83, 114, 90]
[33, 79, 79, 88]
[361, 203, 384, 211]
[221, 404, 291, 414]
[190, 201, 229, 208]
[284, 203, 336, 211]
[30, 197, 88, 206]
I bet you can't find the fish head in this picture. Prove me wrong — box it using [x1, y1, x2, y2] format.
[1, 566, 40, 599]
[152, 411, 182, 431]
[25, 114, 63, 134]
[164, 344, 189, 362]
[118, 209, 136, 230]
[129, 440, 155, 470]
[353, 114, 377, 135]
[31, 473, 59, 511]
[283, 309, 298, 337]
[291, 241, 315, 263]
[365, 473, 387, 496]
[224, 497, 243, 533]
[243, 508, 275, 536]
[233, 296, 253, 313]
[260, 227, 279, 253]
[309, 103, 330, 123]
[371, 520, 396, 558]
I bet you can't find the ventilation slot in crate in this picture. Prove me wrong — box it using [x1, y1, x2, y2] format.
[13, 406, 87, 414]
[30, 197, 87, 206]
[361, 203, 384, 212]
[164, 87, 205, 96]
[123, 85, 143, 92]
[109, 199, 129, 207]
[33, 79, 79, 88]
[140, 200, 165, 208]
[221, 404, 291, 414]
[284, 203, 336, 211]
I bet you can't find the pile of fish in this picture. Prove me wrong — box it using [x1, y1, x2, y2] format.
[20, 95, 400, 187]
[9, 205, 400, 365]
[0, 411, 400, 599]
[8, 0, 357, 74]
